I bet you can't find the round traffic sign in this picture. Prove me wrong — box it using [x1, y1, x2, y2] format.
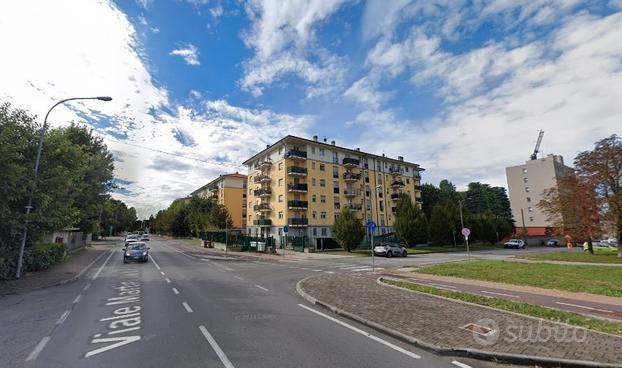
[461, 228, 470, 237]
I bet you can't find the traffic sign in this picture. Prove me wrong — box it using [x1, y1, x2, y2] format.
[283, 225, 289, 234]
[366, 219, 376, 231]
[461, 228, 470, 238]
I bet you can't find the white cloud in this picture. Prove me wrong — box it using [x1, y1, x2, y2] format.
[169, 43, 201, 66]
[210, 5, 224, 18]
[342, 76, 388, 109]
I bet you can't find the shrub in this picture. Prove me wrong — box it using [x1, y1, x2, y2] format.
[0, 242, 67, 280]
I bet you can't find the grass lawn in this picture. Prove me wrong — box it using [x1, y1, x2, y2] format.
[382, 279, 622, 335]
[416, 259, 622, 297]
[520, 247, 622, 264]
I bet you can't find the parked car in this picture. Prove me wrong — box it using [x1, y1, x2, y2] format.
[373, 243, 407, 257]
[140, 233, 150, 241]
[123, 242, 149, 263]
[546, 239, 561, 247]
[504, 239, 525, 249]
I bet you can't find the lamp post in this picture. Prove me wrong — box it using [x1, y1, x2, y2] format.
[15, 96, 112, 279]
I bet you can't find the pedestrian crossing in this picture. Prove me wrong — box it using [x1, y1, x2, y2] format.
[266, 258, 386, 274]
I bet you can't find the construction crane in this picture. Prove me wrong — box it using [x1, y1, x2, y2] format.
[530, 130, 544, 160]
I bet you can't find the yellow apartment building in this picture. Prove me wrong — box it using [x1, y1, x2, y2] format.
[190, 173, 247, 229]
[243, 135, 424, 247]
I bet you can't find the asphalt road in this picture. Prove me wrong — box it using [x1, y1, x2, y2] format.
[0, 238, 518, 368]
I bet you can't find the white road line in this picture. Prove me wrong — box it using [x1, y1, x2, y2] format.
[452, 360, 472, 368]
[298, 304, 421, 360]
[160, 271, 165, 276]
[301, 267, 310, 270]
[56, 310, 71, 325]
[555, 301, 614, 314]
[480, 290, 520, 299]
[172, 288, 180, 295]
[91, 249, 115, 280]
[255, 284, 270, 292]
[25, 336, 51, 361]
[83, 283, 91, 291]
[325, 271, 335, 274]
[174, 248, 194, 259]
[165, 277, 171, 284]
[149, 254, 161, 270]
[199, 325, 235, 368]
[182, 302, 194, 313]
[233, 275, 244, 280]
[312, 269, 322, 272]
[73, 294, 82, 304]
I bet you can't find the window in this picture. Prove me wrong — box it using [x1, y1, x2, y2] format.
[311, 146, 315, 154]
[333, 181, 339, 194]
[529, 216, 534, 222]
[366, 199, 371, 211]
[363, 158, 368, 169]
[279, 178, 283, 187]
[332, 166, 338, 178]
[321, 228, 327, 236]
[313, 228, 317, 236]
[320, 163, 325, 171]
[312, 178, 317, 186]
[365, 173, 369, 183]
[523, 177, 528, 183]
[312, 162, 316, 170]
[377, 174, 382, 183]
[278, 195, 283, 203]
[312, 194, 317, 203]
[406, 178, 410, 184]
[377, 164, 381, 171]
[334, 213, 339, 220]
[334, 196, 340, 209]
[320, 179, 326, 187]
[319, 148, 325, 156]
[278, 211, 283, 219]
[278, 228, 282, 236]
[332, 151, 338, 163]
[312, 211, 317, 219]
[379, 201, 384, 212]
[525, 186, 530, 192]
[321, 211, 327, 219]
[278, 162, 283, 170]
[405, 167, 409, 172]
[320, 195, 326, 203]
[526, 197, 531, 202]
[278, 148, 282, 155]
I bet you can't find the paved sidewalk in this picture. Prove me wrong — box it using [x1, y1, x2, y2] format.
[0, 239, 116, 295]
[298, 273, 622, 367]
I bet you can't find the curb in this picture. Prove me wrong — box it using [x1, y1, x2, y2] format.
[295, 275, 622, 368]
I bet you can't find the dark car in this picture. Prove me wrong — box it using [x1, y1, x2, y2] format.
[123, 242, 149, 263]
[373, 243, 407, 257]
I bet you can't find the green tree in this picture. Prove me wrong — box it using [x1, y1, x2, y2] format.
[331, 208, 365, 252]
[394, 195, 428, 246]
[420, 183, 440, 218]
[429, 202, 461, 245]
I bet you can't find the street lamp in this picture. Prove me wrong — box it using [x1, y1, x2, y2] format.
[15, 96, 113, 279]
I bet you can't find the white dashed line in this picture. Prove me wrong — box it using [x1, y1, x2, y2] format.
[480, 290, 520, 299]
[312, 269, 322, 272]
[26, 336, 51, 361]
[73, 294, 82, 304]
[172, 288, 179, 295]
[233, 276, 244, 280]
[165, 278, 171, 284]
[255, 284, 270, 292]
[199, 325, 235, 368]
[324, 271, 335, 274]
[91, 249, 114, 280]
[56, 310, 71, 325]
[298, 304, 421, 360]
[160, 271, 165, 276]
[452, 360, 472, 368]
[149, 254, 161, 270]
[83, 283, 91, 291]
[555, 301, 614, 314]
[182, 302, 193, 313]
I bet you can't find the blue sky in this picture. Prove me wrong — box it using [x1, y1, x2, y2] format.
[1, 0, 621, 217]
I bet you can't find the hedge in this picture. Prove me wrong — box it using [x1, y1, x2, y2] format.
[0, 243, 67, 280]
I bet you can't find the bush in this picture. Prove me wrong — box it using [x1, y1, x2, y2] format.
[0, 243, 67, 280]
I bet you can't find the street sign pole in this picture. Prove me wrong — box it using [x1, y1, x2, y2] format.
[466, 235, 470, 261]
[367, 219, 377, 273]
[461, 227, 471, 261]
[283, 225, 289, 257]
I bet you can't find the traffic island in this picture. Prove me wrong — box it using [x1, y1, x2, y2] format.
[296, 273, 622, 367]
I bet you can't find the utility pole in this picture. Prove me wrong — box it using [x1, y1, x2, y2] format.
[225, 220, 228, 258]
[458, 200, 465, 245]
[520, 208, 528, 246]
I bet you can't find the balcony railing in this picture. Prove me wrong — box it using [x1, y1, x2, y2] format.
[288, 183, 308, 192]
[252, 174, 271, 183]
[342, 172, 361, 182]
[253, 219, 272, 226]
[287, 200, 308, 209]
[391, 180, 405, 188]
[288, 218, 309, 226]
[389, 167, 403, 175]
[390, 193, 402, 200]
[253, 204, 271, 212]
[285, 149, 307, 160]
[391, 207, 397, 214]
[342, 157, 360, 166]
[415, 185, 423, 191]
[414, 172, 422, 179]
[343, 189, 359, 197]
[415, 198, 423, 203]
[344, 203, 362, 210]
[287, 166, 308, 176]
[254, 159, 272, 169]
[253, 188, 272, 197]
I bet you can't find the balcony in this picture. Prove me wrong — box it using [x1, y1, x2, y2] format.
[342, 172, 361, 182]
[415, 197, 423, 204]
[288, 200, 308, 209]
[389, 167, 403, 175]
[255, 159, 272, 170]
[390, 193, 402, 201]
[343, 189, 359, 197]
[288, 218, 308, 227]
[253, 174, 271, 183]
[253, 219, 272, 227]
[342, 157, 360, 167]
[253, 188, 272, 197]
[287, 166, 308, 176]
[414, 172, 422, 179]
[391, 207, 397, 214]
[415, 185, 423, 191]
[285, 149, 307, 160]
[288, 183, 308, 192]
[253, 204, 271, 212]
[344, 203, 362, 211]
[391, 180, 405, 189]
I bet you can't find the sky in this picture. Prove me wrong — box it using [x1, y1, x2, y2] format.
[1, 0, 621, 218]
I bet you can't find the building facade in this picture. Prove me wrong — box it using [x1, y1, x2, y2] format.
[505, 154, 574, 236]
[243, 135, 424, 247]
[191, 173, 247, 229]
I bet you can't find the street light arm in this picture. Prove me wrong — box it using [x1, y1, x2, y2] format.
[43, 96, 112, 126]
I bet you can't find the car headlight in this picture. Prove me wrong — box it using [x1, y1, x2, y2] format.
[125, 252, 130, 256]
[142, 252, 147, 256]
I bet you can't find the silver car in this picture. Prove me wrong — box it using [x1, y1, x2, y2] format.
[373, 243, 407, 257]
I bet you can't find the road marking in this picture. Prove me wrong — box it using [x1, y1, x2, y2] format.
[325, 271, 335, 274]
[233, 276, 244, 280]
[298, 304, 421, 359]
[428, 282, 456, 289]
[452, 360, 472, 368]
[165, 278, 171, 283]
[255, 284, 270, 292]
[91, 249, 115, 280]
[25, 336, 51, 361]
[83, 283, 92, 291]
[149, 254, 161, 270]
[73, 294, 82, 304]
[56, 310, 71, 325]
[182, 302, 193, 313]
[312, 269, 322, 272]
[199, 325, 235, 368]
[352, 267, 385, 272]
[555, 301, 614, 314]
[172, 288, 180, 295]
[160, 271, 165, 276]
[480, 290, 520, 299]
[301, 267, 310, 270]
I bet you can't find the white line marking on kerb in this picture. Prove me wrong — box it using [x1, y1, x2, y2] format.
[172, 287, 180, 295]
[555, 301, 614, 314]
[182, 302, 193, 313]
[199, 325, 235, 368]
[452, 360, 472, 368]
[255, 284, 269, 292]
[428, 283, 456, 289]
[480, 290, 520, 299]
[91, 249, 115, 280]
[298, 304, 421, 359]
[165, 278, 171, 284]
[25, 336, 51, 361]
[73, 294, 82, 304]
[149, 254, 161, 270]
[56, 310, 71, 325]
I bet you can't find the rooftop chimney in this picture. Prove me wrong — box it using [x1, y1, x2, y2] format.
[331, 140, 335, 146]
[313, 135, 318, 141]
[323, 137, 327, 142]
[398, 156, 404, 161]
[266, 144, 270, 148]
[356, 148, 360, 151]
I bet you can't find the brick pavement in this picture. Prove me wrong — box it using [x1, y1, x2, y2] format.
[298, 273, 622, 366]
